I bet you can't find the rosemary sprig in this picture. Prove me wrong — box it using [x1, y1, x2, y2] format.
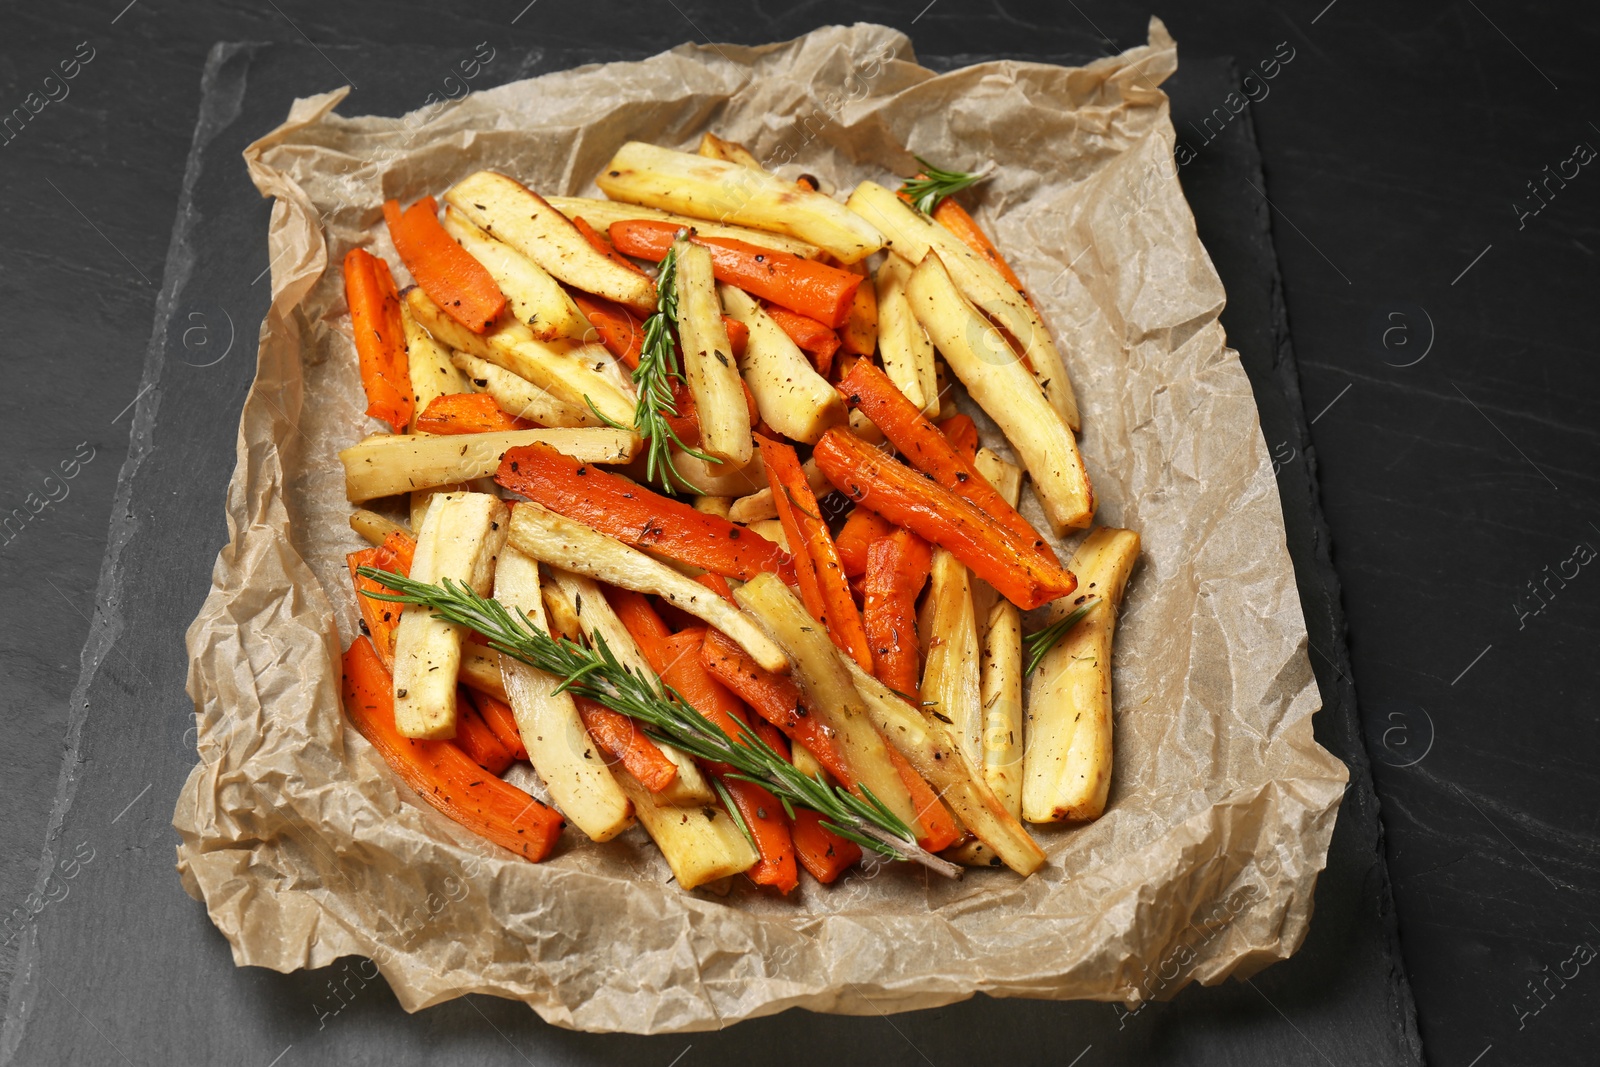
[898, 156, 991, 215]
[593, 237, 715, 495]
[1023, 596, 1102, 675]
[357, 567, 961, 878]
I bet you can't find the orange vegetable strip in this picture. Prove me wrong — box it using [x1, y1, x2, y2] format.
[382, 196, 505, 334]
[572, 215, 648, 275]
[348, 545, 402, 672]
[605, 589, 676, 661]
[862, 528, 932, 701]
[495, 443, 794, 583]
[340, 638, 563, 861]
[884, 744, 961, 852]
[723, 316, 750, 360]
[414, 392, 532, 435]
[381, 530, 417, 573]
[343, 248, 413, 432]
[791, 808, 861, 883]
[572, 292, 645, 368]
[813, 428, 1076, 611]
[574, 697, 679, 793]
[466, 689, 528, 762]
[937, 414, 980, 463]
[763, 303, 841, 378]
[841, 361, 1059, 565]
[932, 197, 1031, 302]
[838, 259, 877, 357]
[608, 220, 863, 329]
[452, 689, 516, 775]
[607, 609, 799, 892]
[701, 630, 853, 784]
[834, 507, 896, 577]
[696, 572, 737, 605]
[758, 436, 874, 672]
[721, 776, 798, 891]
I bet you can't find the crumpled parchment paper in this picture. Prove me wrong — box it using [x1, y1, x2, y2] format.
[175, 18, 1349, 1034]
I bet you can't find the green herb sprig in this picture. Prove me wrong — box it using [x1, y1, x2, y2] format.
[357, 567, 962, 878]
[1023, 596, 1102, 676]
[898, 156, 991, 215]
[591, 236, 715, 495]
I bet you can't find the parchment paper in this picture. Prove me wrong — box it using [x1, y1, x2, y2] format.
[175, 19, 1349, 1033]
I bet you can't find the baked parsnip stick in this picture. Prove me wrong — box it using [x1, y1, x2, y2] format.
[1023, 526, 1140, 823]
[392, 492, 508, 738]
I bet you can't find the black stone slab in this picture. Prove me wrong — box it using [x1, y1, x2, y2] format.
[0, 34, 1421, 1066]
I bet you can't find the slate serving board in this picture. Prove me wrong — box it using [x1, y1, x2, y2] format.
[0, 40, 1419, 1066]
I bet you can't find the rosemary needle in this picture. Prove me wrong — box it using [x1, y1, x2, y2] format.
[1023, 596, 1101, 676]
[897, 156, 991, 215]
[591, 235, 716, 495]
[357, 567, 961, 877]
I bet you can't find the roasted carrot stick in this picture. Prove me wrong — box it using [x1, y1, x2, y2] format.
[721, 776, 798, 891]
[758, 436, 874, 671]
[608, 220, 863, 328]
[700, 630, 852, 783]
[834, 507, 896, 577]
[763, 303, 841, 378]
[813, 428, 1076, 611]
[573, 291, 747, 367]
[696, 571, 737, 604]
[343, 248, 414, 432]
[654, 628, 796, 892]
[380, 529, 416, 573]
[791, 808, 862, 883]
[937, 413, 980, 463]
[932, 197, 1031, 302]
[862, 528, 932, 700]
[574, 697, 679, 793]
[415, 392, 533, 435]
[573, 215, 649, 276]
[838, 259, 877, 357]
[610, 601, 798, 892]
[466, 689, 528, 761]
[453, 688, 516, 775]
[383, 196, 505, 334]
[347, 530, 417, 672]
[496, 443, 793, 583]
[884, 745, 961, 852]
[573, 292, 645, 367]
[341, 637, 563, 861]
[840, 361, 1059, 565]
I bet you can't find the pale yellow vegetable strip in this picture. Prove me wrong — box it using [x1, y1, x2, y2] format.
[444, 171, 656, 309]
[505, 501, 788, 675]
[846, 180, 1079, 430]
[405, 287, 635, 430]
[449, 350, 596, 428]
[400, 300, 471, 429]
[906, 251, 1094, 534]
[613, 769, 758, 890]
[349, 508, 409, 547]
[719, 284, 844, 445]
[545, 196, 823, 260]
[541, 567, 714, 807]
[441, 206, 591, 342]
[392, 492, 508, 739]
[674, 240, 751, 465]
[734, 574, 921, 833]
[874, 252, 939, 416]
[338, 427, 635, 502]
[842, 657, 1046, 876]
[1023, 527, 1140, 823]
[492, 546, 634, 842]
[596, 141, 883, 264]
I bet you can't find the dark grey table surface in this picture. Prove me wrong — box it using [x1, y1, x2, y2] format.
[1, 3, 1595, 1066]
